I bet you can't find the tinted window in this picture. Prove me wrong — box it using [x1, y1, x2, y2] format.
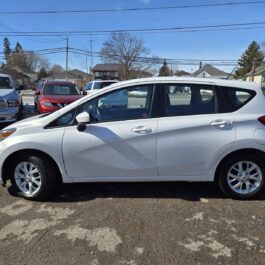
[218, 86, 256, 113]
[93, 82, 116, 90]
[84, 83, 93, 91]
[44, 84, 79, 95]
[165, 84, 216, 116]
[79, 85, 154, 123]
[0, 77, 12, 89]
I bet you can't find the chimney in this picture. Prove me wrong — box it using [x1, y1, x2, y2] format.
[199, 62, 202, 69]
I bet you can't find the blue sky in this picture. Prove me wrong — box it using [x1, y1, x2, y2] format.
[0, 0, 265, 73]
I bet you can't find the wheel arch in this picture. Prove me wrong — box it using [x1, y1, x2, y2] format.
[214, 148, 265, 182]
[2, 149, 63, 184]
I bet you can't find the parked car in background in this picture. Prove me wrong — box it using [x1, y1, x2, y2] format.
[83, 80, 118, 94]
[1, 77, 265, 200]
[36, 81, 83, 113]
[0, 74, 23, 123]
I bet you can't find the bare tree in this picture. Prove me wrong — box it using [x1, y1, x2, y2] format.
[26, 52, 50, 73]
[49, 64, 64, 75]
[100, 32, 155, 79]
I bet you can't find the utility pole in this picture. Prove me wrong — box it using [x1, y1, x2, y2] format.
[66, 37, 69, 80]
[90, 34, 94, 70]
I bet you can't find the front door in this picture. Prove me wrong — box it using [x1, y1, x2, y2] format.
[62, 84, 158, 181]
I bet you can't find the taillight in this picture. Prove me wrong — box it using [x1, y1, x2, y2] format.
[258, 116, 265, 125]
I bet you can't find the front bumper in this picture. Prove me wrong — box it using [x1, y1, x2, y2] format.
[0, 107, 19, 123]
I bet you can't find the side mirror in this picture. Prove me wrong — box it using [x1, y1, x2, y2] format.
[76, 112, 90, 131]
[83, 91, 87, 96]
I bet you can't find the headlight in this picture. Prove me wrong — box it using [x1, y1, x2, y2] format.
[41, 101, 53, 107]
[7, 99, 19, 107]
[0, 128, 16, 142]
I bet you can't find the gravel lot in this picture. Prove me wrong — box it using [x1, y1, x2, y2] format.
[1, 95, 265, 265]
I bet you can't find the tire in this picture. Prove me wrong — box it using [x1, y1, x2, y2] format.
[218, 153, 265, 199]
[10, 154, 57, 200]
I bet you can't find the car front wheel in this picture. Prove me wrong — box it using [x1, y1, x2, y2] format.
[10, 155, 57, 200]
[218, 154, 265, 199]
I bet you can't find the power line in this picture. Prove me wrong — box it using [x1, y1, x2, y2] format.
[0, 21, 265, 36]
[0, 1, 264, 15]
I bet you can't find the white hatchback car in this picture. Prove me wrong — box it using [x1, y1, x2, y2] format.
[0, 77, 265, 200]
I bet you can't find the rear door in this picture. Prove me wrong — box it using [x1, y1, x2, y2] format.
[157, 83, 236, 179]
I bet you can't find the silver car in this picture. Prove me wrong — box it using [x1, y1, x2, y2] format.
[0, 74, 23, 123]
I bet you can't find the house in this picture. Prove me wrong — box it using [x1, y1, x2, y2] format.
[44, 69, 92, 88]
[191, 64, 230, 79]
[174, 70, 191, 77]
[0, 68, 31, 87]
[92, 64, 123, 80]
[245, 63, 265, 86]
[129, 69, 153, 79]
[10, 66, 38, 83]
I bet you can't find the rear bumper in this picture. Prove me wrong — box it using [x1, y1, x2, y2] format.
[0, 107, 19, 123]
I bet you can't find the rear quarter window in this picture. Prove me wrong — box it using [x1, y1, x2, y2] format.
[218, 86, 256, 113]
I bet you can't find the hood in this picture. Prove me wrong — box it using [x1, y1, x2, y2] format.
[41, 94, 82, 103]
[0, 88, 17, 99]
[4, 111, 60, 130]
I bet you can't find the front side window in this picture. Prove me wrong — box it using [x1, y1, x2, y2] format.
[165, 84, 216, 116]
[79, 84, 154, 123]
[84, 83, 93, 91]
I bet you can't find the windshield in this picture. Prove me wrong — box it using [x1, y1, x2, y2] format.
[44, 83, 80, 95]
[0, 77, 12, 89]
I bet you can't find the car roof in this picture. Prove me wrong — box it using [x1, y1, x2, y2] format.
[91, 80, 118, 83]
[44, 80, 76, 85]
[108, 77, 261, 91]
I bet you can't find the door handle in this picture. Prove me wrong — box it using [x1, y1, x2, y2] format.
[210, 120, 232, 127]
[132, 126, 152, 134]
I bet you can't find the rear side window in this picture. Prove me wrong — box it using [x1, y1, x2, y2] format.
[93, 82, 115, 89]
[164, 84, 216, 116]
[218, 86, 256, 113]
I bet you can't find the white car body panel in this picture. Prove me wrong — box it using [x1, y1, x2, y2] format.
[63, 119, 157, 180]
[1, 77, 265, 186]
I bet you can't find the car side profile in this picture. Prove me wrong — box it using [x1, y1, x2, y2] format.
[36, 80, 82, 113]
[0, 77, 265, 200]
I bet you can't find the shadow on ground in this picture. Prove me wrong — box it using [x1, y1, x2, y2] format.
[10, 180, 260, 203]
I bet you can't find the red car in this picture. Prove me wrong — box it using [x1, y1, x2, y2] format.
[36, 81, 82, 113]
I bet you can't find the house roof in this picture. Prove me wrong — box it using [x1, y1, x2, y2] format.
[191, 64, 229, 77]
[68, 69, 91, 79]
[175, 70, 191, 76]
[245, 63, 265, 76]
[92, 64, 123, 72]
[45, 72, 83, 80]
[0, 68, 30, 80]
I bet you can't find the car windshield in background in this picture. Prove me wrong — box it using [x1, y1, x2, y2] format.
[0, 77, 12, 89]
[93, 82, 116, 89]
[44, 84, 79, 95]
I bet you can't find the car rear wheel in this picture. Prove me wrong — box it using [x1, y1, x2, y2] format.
[218, 154, 265, 199]
[10, 155, 57, 200]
